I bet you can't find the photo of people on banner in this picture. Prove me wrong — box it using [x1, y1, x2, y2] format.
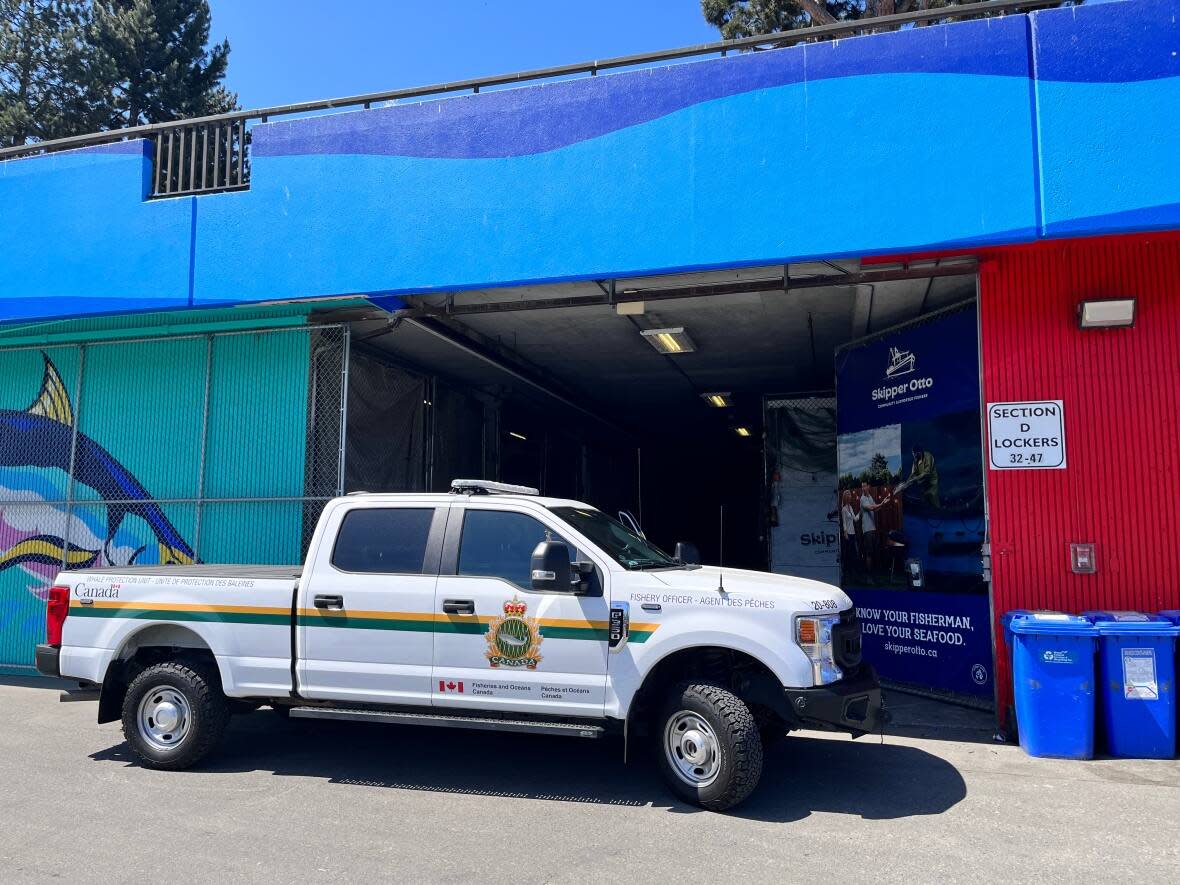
[835, 305, 991, 698]
[837, 419, 983, 590]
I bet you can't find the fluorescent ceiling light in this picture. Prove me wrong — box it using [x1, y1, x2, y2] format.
[734, 426, 752, 438]
[1078, 298, 1136, 329]
[702, 392, 732, 408]
[640, 327, 695, 354]
[508, 431, 527, 441]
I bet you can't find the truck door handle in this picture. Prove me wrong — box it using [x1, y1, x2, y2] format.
[314, 594, 344, 610]
[442, 599, 475, 616]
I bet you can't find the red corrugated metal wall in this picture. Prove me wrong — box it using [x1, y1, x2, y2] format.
[979, 231, 1180, 722]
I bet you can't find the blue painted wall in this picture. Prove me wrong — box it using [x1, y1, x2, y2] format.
[0, 0, 1176, 324]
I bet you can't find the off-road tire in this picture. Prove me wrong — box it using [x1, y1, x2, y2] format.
[121, 661, 230, 770]
[657, 682, 763, 811]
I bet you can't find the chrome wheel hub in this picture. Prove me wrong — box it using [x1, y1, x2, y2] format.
[137, 687, 191, 752]
[664, 711, 721, 788]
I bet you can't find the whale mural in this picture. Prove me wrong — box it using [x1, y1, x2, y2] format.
[0, 353, 196, 601]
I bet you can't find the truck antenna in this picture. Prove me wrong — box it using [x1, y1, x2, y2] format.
[718, 505, 725, 593]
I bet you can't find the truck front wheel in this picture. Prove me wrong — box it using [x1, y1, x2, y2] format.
[121, 661, 230, 770]
[657, 682, 764, 811]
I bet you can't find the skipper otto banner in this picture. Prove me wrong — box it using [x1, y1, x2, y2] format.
[835, 306, 992, 698]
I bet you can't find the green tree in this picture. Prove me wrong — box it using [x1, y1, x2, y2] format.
[77, 0, 237, 131]
[0, 0, 236, 145]
[867, 452, 892, 485]
[0, 1, 88, 146]
[701, 0, 982, 35]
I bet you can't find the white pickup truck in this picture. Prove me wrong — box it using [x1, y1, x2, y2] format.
[37, 479, 880, 811]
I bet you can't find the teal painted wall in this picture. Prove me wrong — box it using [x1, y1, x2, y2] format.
[0, 327, 313, 672]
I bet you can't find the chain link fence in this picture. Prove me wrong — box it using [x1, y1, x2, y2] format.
[0, 324, 347, 669]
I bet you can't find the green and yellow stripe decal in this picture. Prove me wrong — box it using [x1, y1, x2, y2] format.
[69, 600, 291, 626]
[69, 601, 659, 643]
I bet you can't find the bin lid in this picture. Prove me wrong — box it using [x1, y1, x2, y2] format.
[1158, 610, 1180, 625]
[1083, 610, 1178, 635]
[1010, 613, 1096, 636]
[1002, 609, 1061, 626]
[1083, 610, 1158, 623]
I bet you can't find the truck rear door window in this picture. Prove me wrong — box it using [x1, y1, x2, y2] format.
[331, 508, 435, 574]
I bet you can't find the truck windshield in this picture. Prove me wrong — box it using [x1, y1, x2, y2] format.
[548, 506, 681, 570]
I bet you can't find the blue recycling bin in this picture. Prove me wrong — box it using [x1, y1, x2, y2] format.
[1002, 609, 1064, 654]
[1161, 610, 1180, 761]
[1009, 614, 1098, 759]
[1001, 609, 1064, 736]
[1084, 611, 1178, 759]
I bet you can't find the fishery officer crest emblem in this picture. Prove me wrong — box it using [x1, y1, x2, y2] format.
[486, 595, 544, 669]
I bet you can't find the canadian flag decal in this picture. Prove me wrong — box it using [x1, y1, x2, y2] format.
[438, 680, 464, 694]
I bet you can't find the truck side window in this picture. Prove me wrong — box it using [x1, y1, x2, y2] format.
[457, 510, 572, 590]
[331, 508, 435, 574]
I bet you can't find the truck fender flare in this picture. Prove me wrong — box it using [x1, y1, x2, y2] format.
[96, 623, 226, 723]
[619, 633, 800, 745]
[626, 627, 805, 704]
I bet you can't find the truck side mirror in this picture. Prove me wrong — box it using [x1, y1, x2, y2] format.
[530, 541, 576, 592]
[673, 542, 700, 566]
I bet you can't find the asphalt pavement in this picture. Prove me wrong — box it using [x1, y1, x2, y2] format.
[0, 677, 1177, 883]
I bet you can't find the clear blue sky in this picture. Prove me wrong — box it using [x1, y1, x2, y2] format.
[207, 1, 720, 110]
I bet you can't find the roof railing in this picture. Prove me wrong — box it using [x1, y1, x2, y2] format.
[0, 0, 1065, 197]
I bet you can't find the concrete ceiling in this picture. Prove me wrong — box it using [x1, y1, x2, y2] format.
[350, 261, 976, 438]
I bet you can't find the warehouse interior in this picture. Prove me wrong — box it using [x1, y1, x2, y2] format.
[336, 257, 979, 570]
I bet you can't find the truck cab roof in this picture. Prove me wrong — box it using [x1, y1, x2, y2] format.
[344, 479, 593, 512]
[344, 492, 594, 510]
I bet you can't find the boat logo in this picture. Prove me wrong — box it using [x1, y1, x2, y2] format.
[885, 346, 916, 378]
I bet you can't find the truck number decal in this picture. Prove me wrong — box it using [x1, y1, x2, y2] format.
[811, 599, 839, 611]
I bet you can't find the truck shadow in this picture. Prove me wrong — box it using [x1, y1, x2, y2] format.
[90, 713, 967, 822]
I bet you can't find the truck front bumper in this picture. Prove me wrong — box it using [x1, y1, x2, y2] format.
[782, 665, 884, 737]
[35, 644, 60, 678]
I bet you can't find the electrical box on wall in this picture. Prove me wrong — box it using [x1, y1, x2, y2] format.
[1070, 542, 1097, 575]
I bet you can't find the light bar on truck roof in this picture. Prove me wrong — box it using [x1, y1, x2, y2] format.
[450, 479, 540, 496]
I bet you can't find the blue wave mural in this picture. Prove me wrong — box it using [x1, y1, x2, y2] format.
[256, 16, 1032, 161]
[0, 0, 1177, 323]
[197, 70, 1039, 305]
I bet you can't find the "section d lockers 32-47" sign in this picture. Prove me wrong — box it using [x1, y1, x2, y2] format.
[987, 400, 1066, 469]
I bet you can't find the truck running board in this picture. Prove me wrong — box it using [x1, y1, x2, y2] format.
[288, 706, 605, 739]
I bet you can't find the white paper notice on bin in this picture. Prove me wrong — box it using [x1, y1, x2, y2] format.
[1122, 648, 1159, 700]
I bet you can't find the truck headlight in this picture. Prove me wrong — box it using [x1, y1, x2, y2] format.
[796, 614, 843, 686]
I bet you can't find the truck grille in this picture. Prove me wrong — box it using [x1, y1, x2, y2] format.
[833, 609, 863, 669]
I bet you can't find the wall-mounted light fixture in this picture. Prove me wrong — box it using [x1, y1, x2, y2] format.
[640, 327, 696, 354]
[702, 392, 732, 408]
[734, 426, 752, 438]
[507, 431, 528, 441]
[1078, 298, 1136, 329]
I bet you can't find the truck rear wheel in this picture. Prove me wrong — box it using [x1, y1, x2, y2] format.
[657, 682, 763, 811]
[121, 661, 230, 771]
